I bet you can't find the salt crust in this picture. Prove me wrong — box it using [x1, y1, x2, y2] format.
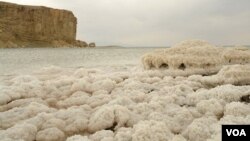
[0, 40, 250, 141]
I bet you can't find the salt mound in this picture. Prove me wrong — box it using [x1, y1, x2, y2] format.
[141, 40, 250, 76]
[196, 65, 250, 87]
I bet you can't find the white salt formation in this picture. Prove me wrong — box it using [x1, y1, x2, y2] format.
[141, 40, 250, 76]
[0, 40, 250, 141]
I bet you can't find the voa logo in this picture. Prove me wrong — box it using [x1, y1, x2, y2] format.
[226, 129, 246, 136]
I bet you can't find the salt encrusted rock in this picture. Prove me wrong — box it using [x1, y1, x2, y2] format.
[0, 102, 54, 129]
[89, 42, 96, 47]
[89, 130, 114, 141]
[141, 40, 250, 76]
[215, 65, 250, 85]
[196, 65, 250, 86]
[196, 99, 224, 118]
[224, 102, 250, 117]
[131, 120, 173, 141]
[88, 105, 130, 133]
[0, 123, 37, 141]
[170, 135, 187, 141]
[182, 116, 218, 141]
[66, 135, 90, 141]
[114, 127, 133, 141]
[36, 127, 65, 141]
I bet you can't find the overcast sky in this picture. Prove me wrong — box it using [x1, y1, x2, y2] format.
[2, 0, 250, 46]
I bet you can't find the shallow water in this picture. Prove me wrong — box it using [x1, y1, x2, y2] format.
[0, 47, 160, 75]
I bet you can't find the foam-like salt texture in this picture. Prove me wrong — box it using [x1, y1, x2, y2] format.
[141, 39, 250, 76]
[0, 40, 250, 141]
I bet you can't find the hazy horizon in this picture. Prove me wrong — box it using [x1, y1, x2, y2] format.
[2, 0, 250, 47]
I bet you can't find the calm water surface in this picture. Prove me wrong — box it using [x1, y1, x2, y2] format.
[0, 47, 162, 75]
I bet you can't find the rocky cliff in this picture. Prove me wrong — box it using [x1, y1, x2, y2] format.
[0, 2, 88, 47]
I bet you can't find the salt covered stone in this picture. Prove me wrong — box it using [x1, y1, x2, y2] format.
[141, 40, 250, 76]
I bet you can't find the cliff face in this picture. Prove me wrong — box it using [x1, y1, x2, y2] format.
[0, 2, 87, 47]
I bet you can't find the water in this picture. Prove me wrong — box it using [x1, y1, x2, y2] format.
[0, 47, 160, 75]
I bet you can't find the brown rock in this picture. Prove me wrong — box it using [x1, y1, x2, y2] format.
[0, 2, 88, 48]
[6, 41, 18, 48]
[75, 40, 88, 47]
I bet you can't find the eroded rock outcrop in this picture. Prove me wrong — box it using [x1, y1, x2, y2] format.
[141, 40, 250, 76]
[0, 2, 88, 47]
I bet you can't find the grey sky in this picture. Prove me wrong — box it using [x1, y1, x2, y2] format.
[2, 0, 250, 46]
